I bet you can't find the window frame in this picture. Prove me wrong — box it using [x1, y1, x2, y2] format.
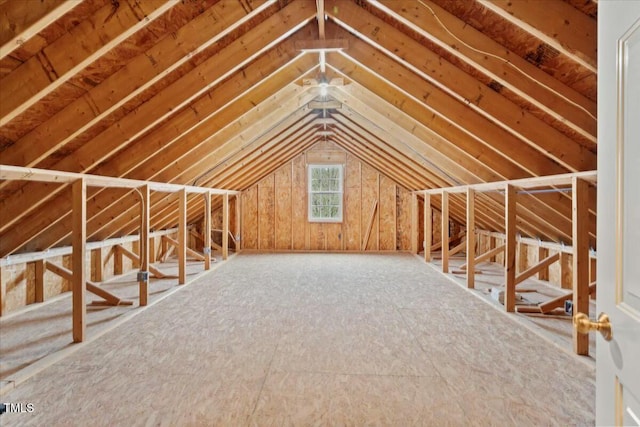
[307, 164, 344, 223]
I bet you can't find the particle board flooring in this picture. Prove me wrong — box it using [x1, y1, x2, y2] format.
[0, 258, 214, 386]
[0, 253, 595, 426]
[429, 253, 597, 359]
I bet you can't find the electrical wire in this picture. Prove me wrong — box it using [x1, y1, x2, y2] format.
[415, 0, 597, 121]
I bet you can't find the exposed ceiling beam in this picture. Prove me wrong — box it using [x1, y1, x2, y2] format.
[371, 0, 596, 143]
[0, 12, 318, 242]
[477, 0, 597, 72]
[0, 0, 80, 60]
[325, 5, 595, 172]
[17, 55, 320, 252]
[0, 0, 177, 126]
[0, 0, 274, 171]
[326, 49, 567, 179]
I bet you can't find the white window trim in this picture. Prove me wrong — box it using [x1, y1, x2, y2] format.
[308, 164, 343, 223]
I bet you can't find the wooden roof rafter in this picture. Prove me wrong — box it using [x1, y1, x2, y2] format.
[477, 0, 597, 72]
[328, 111, 449, 189]
[370, 0, 597, 143]
[326, 47, 570, 180]
[0, 0, 275, 171]
[0, 0, 81, 60]
[0, 0, 599, 257]
[24, 57, 322, 250]
[0, 20, 320, 253]
[324, 5, 595, 172]
[0, 0, 178, 126]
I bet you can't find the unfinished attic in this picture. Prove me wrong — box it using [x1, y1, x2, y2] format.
[1, 0, 637, 425]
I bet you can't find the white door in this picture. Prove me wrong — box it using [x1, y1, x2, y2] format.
[597, 2, 640, 425]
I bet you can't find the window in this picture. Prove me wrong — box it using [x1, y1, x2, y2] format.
[308, 164, 343, 222]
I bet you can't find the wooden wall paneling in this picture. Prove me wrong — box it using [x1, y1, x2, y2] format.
[258, 175, 275, 250]
[515, 252, 560, 286]
[432, 206, 442, 248]
[178, 189, 187, 284]
[360, 163, 378, 251]
[416, 193, 424, 253]
[490, 235, 497, 263]
[326, 223, 343, 251]
[538, 247, 550, 281]
[114, 239, 124, 276]
[410, 192, 419, 254]
[517, 240, 527, 273]
[91, 247, 103, 282]
[149, 236, 157, 263]
[396, 187, 412, 251]
[291, 154, 307, 250]
[559, 251, 572, 290]
[309, 222, 325, 251]
[275, 162, 293, 250]
[0, 262, 36, 316]
[344, 154, 362, 251]
[71, 179, 86, 342]
[504, 184, 517, 312]
[379, 176, 396, 251]
[572, 177, 589, 355]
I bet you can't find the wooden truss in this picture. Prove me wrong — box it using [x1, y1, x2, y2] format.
[414, 170, 597, 356]
[0, 165, 238, 343]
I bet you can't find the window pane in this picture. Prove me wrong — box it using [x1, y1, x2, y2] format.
[309, 165, 342, 221]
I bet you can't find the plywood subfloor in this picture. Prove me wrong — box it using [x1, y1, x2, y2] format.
[1, 258, 213, 386]
[430, 253, 597, 359]
[0, 253, 595, 426]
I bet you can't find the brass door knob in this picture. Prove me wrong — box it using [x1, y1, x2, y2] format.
[573, 312, 613, 341]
